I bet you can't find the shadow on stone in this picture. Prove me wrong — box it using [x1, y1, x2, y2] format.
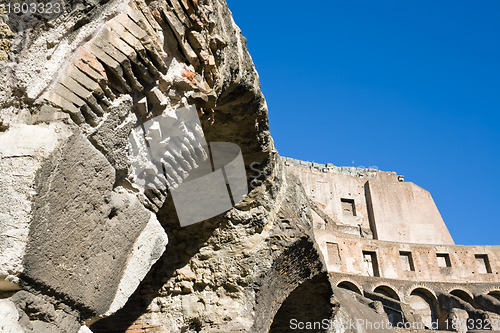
[90, 195, 220, 332]
[269, 273, 333, 333]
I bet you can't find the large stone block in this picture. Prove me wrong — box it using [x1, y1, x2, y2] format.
[0, 123, 73, 291]
[22, 133, 167, 317]
[0, 299, 25, 332]
[367, 180, 454, 245]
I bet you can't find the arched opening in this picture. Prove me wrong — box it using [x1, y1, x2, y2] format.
[337, 281, 362, 295]
[251, 234, 330, 333]
[371, 286, 403, 327]
[450, 289, 474, 305]
[270, 273, 333, 332]
[488, 290, 500, 302]
[374, 285, 400, 301]
[409, 288, 438, 330]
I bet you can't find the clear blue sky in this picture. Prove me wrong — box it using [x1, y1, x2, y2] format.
[227, 0, 500, 245]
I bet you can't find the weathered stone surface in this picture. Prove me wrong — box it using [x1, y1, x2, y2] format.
[0, 299, 25, 332]
[0, 123, 73, 290]
[448, 308, 469, 333]
[22, 133, 167, 318]
[91, 162, 331, 332]
[88, 96, 136, 176]
[9, 290, 81, 333]
[0, 0, 498, 332]
[2, 0, 275, 328]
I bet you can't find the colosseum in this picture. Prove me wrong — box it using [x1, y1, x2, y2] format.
[0, 0, 498, 332]
[282, 157, 500, 332]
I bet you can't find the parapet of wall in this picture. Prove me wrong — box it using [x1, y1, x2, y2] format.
[284, 157, 454, 245]
[315, 229, 499, 283]
[283, 157, 386, 180]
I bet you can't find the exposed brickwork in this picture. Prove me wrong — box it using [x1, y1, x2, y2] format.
[43, 0, 219, 133]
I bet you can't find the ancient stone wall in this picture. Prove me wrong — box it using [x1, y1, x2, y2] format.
[0, 0, 336, 331]
[0, 0, 498, 332]
[285, 157, 454, 245]
[316, 231, 500, 283]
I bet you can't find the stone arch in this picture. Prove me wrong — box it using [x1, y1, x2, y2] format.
[408, 288, 439, 330]
[371, 284, 404, 327]
[269, 273, 333, 332]
[251, 234, 332, 333]
[488, 290, 500, 302]
[373, 285, 400, 301]
[404, 283, 437, 302]
[337, 280, 362, 295]
[449, 288, 474, 304]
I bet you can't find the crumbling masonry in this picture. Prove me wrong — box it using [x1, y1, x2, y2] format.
[0, 0, 498, 332]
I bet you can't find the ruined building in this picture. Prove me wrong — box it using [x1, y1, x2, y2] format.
[0, 0, 498, 332]
[283, 158, 500, 332]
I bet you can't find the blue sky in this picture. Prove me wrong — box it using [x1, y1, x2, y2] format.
[226, 0, 500, 245]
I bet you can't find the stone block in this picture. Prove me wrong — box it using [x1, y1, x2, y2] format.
[22, 134, 168, 318]
[0, 123, 72, 290]
[134, 96, 148, 117]
[116, 14, 147, 40]
[132, 0, 163, 33]
[59, 75, 104, 117]
[72, 47, 108, 80]
[66, 63, 103, 99]
[168, 0, 192, 28]
[104, 26, 154, 84]
[162, 8, 200, 67]
[116, 14, 166, 73]
[107, 20, 160, 77]
[126, 3, 161, 40]
[44, 91, 85, 124]
[187, 30, 207, 50]
[93, 33, 143, 92]
[55, 82, 100, 126]
[0, 299, 26, 332]
[32, 105, 70, 124]
[54, 82, 87, 108]
[84, 43, 132, 94]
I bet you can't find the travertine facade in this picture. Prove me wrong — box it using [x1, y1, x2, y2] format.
[0, 0, 498, 332]
[283, 157, 500, 332]
[285, 157, 454, 245]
